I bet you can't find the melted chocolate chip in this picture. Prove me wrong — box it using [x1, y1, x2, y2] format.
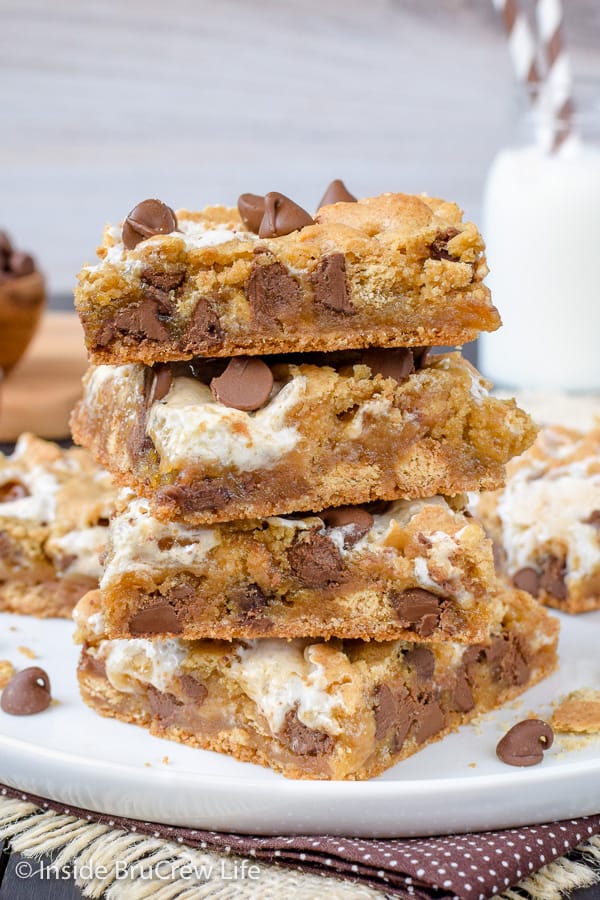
[319, 506, 374, 547]
[318, 179, 357, 208]
[0, 481, 29, 502]
[513, 567, 540, 597]
[233, 584, 272, 630]
[1, 667, 52, 715]
[258, 192, 314, 239]
[179, 674, 208, 703]
[140, 266, 185, 308]
[452, 668, 475, 712]
[147, 686, 181, 726]
[183, 300, 223, 350]
[539, 555, 567, 600]
[361, 348, 415, 384]
[98, 299, 171, 346]
[374, 683, 398, 740]
[238, 194, 265, 233]
[149, 364, 173, 404]
[486, 635, 530, 687]
[496, 719, 554, 767]
[158, 479, 232, 514]
[287, 533, 348, 589]
[129, 603, 183, 635]
[404, 646, 435, 681]
[430, 227, 460, 261]
[246, 261, 301, 322]
[392, 589, 442, 637]
[280, 708, 334, 756]
[210, 357, 274, 411]
[310, 253, 353, 313]
[415, 700, 445, 744]
[122, 199, 178, 250]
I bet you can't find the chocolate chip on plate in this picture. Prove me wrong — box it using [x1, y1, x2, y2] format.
[238, 193, 266, 233]
[1, 666, 52, 715]
[210, 357, 274, 411]
[318, 179, 357, 208]
[496, 718, 554, 767]
[122, 199, 178, 250]
[258, 192, 314, 239]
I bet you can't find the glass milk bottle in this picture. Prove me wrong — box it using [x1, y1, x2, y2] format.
[479, 80, 600, 392]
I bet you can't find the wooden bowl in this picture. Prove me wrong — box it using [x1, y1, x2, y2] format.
[0, 272, 46, 372]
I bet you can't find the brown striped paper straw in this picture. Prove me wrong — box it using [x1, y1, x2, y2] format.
[492, 0, 541, 86]
[535, 0, 575, 150]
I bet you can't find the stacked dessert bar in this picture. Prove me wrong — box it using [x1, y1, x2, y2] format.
[70, 184, 558, 780]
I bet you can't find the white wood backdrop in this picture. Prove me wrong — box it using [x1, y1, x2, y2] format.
[0, 0, 597, 295]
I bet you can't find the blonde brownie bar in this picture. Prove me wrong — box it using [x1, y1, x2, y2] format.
[473, 424, 600, 614]
[0, 434, 116, 618]
[75, 192, 500, 365]
[70, 350, 536, 526]
[74, 494, 504, 643]
[76, 589, 558, 781]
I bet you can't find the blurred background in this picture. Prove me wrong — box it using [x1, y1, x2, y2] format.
[2, 0, 599, 300]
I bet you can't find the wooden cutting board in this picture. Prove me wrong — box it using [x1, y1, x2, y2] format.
[0, 312, 89, 442]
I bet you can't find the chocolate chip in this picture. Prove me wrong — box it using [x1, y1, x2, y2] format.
[232, 583, 272, 629]
[319, 506, 373, 547]
[1, 667, 52, 715]
[210, 357, 273, 411]
[183, 300, 223, 350]
[129, 603, 183, 635]
[140, 266, 185, 308]
[100, 298, 171, 345]
[374, 683, 398, 740]
[361, 348, 415, 384]
[430, 227, 460, 261]
[415, 700, 445, 743]
[486, 635, 530, 687]
[392, 589, 442, 637]
[280, 708, 334, 756]
[122, 199, 178, 250]
[452, 668, 474, 712]
[539, 555, 567, 600]
[412, 347, 430, 370]
[178, 675, 208, 703]
[310, 253, 353, 313]
[404, 646, 435, 681]
[238, 193, 265, 233]
[149, 364, 173, 404]
[258, 192, 314, 239]
[0, 481, 29, 502]
[318, 179, 357, 208]
[287, 533, 348, 589]
[496, 719, 554, 767]
[147, 686, 181, 726]
[512, 567, 540, 597]
[246, 261, 301, 322]
[8, 251, 35, 277]
[585, 510, 600, 528]
[158, 479, 232, 514]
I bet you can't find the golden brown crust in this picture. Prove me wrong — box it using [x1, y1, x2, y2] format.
[75, 194, 500, 364]
[70, 354, 536, 525]
[77, 589, 558, 781]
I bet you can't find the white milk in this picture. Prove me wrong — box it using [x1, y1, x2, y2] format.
[479, 144, 600, 391]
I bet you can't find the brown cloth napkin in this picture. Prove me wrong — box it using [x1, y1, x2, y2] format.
[2, 784, 598, 899]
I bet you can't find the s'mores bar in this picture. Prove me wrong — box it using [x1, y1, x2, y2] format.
[74, 494, 504, 644]
[71, 350, 536, 525]
[474, 424, 600, 614]
[75, 192, 500, 365]
[0, 434, 116, 617]
[76, 588, 558, 781]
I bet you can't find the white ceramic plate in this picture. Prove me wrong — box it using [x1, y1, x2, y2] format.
[0, 610, 598, 837]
